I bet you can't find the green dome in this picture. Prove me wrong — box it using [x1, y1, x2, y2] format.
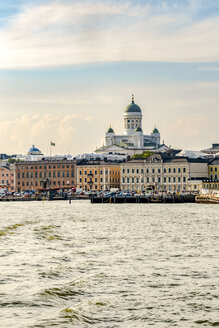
[135, 126, 142, 132]
[125, 95, 142, 113]
[152, 127, 159, 134]
[107, 127, 114, 133]
[125, 102, 142, 113]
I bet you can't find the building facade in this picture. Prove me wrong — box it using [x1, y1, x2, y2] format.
[76, 161, 120, 191]
[120, 153, 209, 192]
[0, 165, 15, 192]
[15, 159, 76, 192]
[202, 157, 219, 190]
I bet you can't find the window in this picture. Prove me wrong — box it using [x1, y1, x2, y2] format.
[132, 169, 135, 174]
[122, 177, 125, 183]
[132, 177, 134, 183]
[173, 177, 176, 183]
[85, 178, 87, 182]
[26, 172, 29, 178]
[122, 168, 125, 174]
[163, 168, 166, 173]
[58, 172, 60, 177]
[95, 178, 97, 182]
[183, 168, 186, 173]
[136, 177, 139, 183]
[35, 172, 38, 178]
[95, 170, 97, 175]
[168, 177, 171, 182]
[127, 177, 129, 183]
[136, 169, 139, 174]
[141, 168, 144, 174]
[178, 168, 181, 173]
[106, 170, 108, 175]
[100, 170, 103, 175]
[158, 177, 160, 183]
[178, 177, 181, 182]
[168, 168, 171, 173]
[62, 172, 65, 178]
[158, 169, 161, 173]
[152, 169, 155, 173]
[53, 172, 56, 178]
[183, 177, 186, 182]
[85, 171, 87, 175]
[18, 173, 20, 179]
[147, 177, 149, 183]
[79, 170, 82, 175]
[127, 169, 129, 174]
[164, 177, 166, 183]
[173, 168, 176, 173]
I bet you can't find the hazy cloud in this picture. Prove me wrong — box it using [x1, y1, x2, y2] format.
[0, 1, 219, 68]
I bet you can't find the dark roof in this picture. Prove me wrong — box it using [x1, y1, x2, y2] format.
[209, 158, 219, 165]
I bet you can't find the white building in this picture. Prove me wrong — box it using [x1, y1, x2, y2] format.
[96, 95, 168, 156]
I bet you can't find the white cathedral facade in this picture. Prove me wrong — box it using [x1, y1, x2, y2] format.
[96, 95, 167, 156]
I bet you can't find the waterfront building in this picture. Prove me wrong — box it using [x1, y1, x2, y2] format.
[202, 157, 219, 190]
[0, 165, 15, 192]
[120, 153, 209, 192]
[95, 95, 169, 156]
[76, 160, 120, 191]
[15, 159, 76, 192]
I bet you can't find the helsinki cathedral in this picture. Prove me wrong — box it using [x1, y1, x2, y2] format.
[96, 95, 167, 155]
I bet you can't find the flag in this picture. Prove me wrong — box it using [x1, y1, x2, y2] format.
[51, 142, 55, 146]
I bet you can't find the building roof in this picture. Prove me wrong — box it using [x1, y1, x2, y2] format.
[107, 126, 114, 133]
[202, 143, 219, 153]
[209, 157, 219, 165]
[152, 127, 159, 134]
[125, 95, 142, 113]
[28, 145, 42, 155]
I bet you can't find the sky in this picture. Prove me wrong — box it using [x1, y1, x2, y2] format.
[0, 0, 219, 155]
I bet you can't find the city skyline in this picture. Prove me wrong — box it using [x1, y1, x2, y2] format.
[0, 0, 219, 155]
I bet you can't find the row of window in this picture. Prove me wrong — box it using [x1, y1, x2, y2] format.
[79, 170, 119, 175]
[79, 177, 119, 183]
[122, 176, 187, 183]
[17, 171, 74, 179]
[210, 167, 218, 172]
[210, 175, 218, 180]
[0, 173, 13, 177]
[1, 180, 13, 184]
[203, 184, 219, 189]
[122, 167, 187, 174]
[17, 164, 74, 170]
[18, 180, 74, 187]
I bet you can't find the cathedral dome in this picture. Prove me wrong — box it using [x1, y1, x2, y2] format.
[125, 95, 142, 113]
[152, 127, 159, 134]
[28, 145, 42, 155]
[107, 127, 114, 133]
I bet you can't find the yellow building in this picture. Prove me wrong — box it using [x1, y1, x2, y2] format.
[203, 157, 219, 190]
[76, 161, 120, 191]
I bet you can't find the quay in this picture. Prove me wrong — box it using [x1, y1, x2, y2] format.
[91, 194, 196, 204]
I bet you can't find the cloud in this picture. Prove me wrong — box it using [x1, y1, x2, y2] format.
[0, 0, 219, 69]
[0, 113, 96, 155]
[198, 66, 219, 71]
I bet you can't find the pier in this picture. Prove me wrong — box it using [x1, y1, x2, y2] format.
[91, 194, 196, 204]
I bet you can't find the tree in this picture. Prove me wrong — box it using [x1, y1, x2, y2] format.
[132, 151, 154, 159]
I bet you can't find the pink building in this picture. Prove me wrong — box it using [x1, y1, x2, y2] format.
[0, 165, 15, 192]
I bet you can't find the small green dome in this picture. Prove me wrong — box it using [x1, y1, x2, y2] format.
[107, 127, 114, 133]
[135, 126, 142, 132]
[152, 127, 159, 134]
[125, 95, 142, 113]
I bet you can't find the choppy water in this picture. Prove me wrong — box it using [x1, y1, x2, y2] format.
[0, 201, 218, 328]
